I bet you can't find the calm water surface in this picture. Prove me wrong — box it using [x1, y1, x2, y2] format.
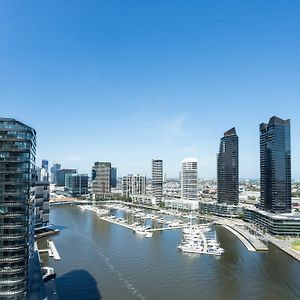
[39, 206, 300, 300]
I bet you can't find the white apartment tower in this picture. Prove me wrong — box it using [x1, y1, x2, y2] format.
[122, 174, 146, 197]
[181, 158, 198, 201]
[152, 159, 163, 204]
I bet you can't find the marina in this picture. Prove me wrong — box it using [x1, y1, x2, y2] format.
[79, 204, 226, 257]
[78, 203, 263, 254]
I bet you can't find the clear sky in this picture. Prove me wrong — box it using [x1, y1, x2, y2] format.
[1, 1, 300, 179]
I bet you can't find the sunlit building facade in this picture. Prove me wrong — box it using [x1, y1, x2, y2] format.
[181, 158, 198, 201]
[152, 159, 163, 204]
[91, 162, 111, 197]
[0, 118, 36, 299]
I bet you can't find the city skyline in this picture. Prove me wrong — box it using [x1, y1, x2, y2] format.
[35, 115, 300, 181]
[1, 1, 300, 178]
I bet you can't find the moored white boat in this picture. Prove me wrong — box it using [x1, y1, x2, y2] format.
[135, 226, 147, 235]
[145, 232, 153, 238]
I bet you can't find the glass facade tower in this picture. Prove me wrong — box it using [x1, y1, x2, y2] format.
[260, 116, 291, 213]
[50, 163, 61, 184]
[110, 168, 117, 188]
[66, 174, 89, 196]
[0, 118, 36, 299]
[217, 127, 239, 205]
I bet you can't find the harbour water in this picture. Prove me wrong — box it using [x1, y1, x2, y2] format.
[39, 206, 300, 300]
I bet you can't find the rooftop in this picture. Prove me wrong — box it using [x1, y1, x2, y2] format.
[181, 157, 197, 164]
[247, 207, 300, 220]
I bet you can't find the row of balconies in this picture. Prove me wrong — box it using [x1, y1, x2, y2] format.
[0, 266, 25, 274]
[0, 256, 24, 263]
[0, 245, 24, 251]
[0, 224, 25, 229]
[0, 234, 25, 240]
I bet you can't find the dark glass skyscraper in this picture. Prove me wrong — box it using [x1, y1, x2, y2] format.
[0, 118, 36, 299]
[41, 159, 48, 172]
[50, 163, 61, 184]
[260, 116, 291, 213]
[217, 127, 239, 205]
[56, 168, 77, 186]
[110, 167, 117, 188]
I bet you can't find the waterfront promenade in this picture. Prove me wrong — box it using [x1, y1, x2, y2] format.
[267, 234, 300, 262]
[214, 218, 268, 251]
[222, 225, 255, 251]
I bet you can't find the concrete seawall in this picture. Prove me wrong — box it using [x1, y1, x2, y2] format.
[223, 225, 256, 251]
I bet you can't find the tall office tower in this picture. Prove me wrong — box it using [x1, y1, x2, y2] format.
[152, 159, 163, 204]
[66, 174, 89, 196]
[217, 127, 239, 205]
[91, 162, 111, 196]
[34, 181, 50, 229]
[56, 168, 77, 186]
[41, 160, 48, 172]
[260, 116, 291, 213]
[122, 174, 146, 197]
[110, 167, 117, 188]
[50, 163, 61, 184]
[181, 158, 198, 201]
[0, 118, 36, 299]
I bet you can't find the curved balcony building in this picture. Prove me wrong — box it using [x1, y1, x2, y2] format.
[0, 118, 36, 299]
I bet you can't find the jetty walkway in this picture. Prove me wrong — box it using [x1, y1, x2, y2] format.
[39, 240, 61, 260]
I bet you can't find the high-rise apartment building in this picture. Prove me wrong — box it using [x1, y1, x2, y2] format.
[260, 116, 291, 213]
[181, 158, 198, 201]
[152, 159, 163, 204]
[91, 162, 111, 197]
[122, 174, 146, 198]
[0, 118, 36, 299]
[34, 181, 50, 229]
[217, 127, 239, 205]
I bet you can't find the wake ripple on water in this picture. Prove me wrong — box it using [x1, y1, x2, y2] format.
[72, 222, 146, 300]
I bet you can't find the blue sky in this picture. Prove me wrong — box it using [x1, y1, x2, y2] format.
[1, 1, 300, 178]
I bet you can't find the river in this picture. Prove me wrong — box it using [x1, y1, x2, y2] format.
[38, 206, 300, 300]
